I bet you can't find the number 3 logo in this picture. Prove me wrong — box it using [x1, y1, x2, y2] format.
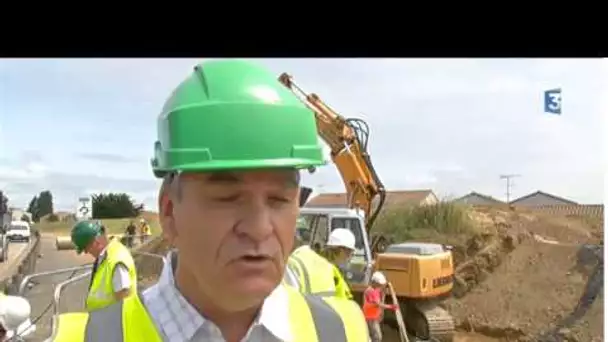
[548, 93, 561, 111]
[544, 88, 562, 114]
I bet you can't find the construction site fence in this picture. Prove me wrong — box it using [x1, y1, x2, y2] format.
[0, 229, 41, 294]
[527, 204, 604, 219]
[471, 204, 604, 220]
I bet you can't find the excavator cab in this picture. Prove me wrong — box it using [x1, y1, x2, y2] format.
[298, 207, 373, 291]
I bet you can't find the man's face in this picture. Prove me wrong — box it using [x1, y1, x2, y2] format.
[334, 247, 354, 265]
[84, 238, 103, 258]
[162, 169, 300, 311]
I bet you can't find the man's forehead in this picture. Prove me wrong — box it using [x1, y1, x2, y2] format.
[184, 169, 300, 185]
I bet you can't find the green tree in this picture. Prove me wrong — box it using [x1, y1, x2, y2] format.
[20, 214, 31, 223]
[0, 191, 8, 217]
[92, 193, 144, 219]
[37, 190, 54, 218]
[27, 195, 40, 222]
[0, 190, 9, 227]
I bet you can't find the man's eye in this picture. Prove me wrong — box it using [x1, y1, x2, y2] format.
[270, 196, 290, 203]
[214, 195, 239, 202]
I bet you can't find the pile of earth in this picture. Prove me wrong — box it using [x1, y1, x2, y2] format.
[443, 207, 603, 342]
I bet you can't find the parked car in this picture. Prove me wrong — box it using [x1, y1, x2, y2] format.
[6, 220, 31, 242]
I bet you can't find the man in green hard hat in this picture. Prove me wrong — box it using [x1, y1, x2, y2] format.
[52, 59, 368, 342]
[70, 220, 137, 311]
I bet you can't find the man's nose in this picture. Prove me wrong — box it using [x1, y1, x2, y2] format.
[234, 200, 274, 242]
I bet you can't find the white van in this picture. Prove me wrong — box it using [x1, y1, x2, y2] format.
[7, 220, 31, 242]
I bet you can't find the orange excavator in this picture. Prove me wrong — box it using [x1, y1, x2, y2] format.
[279, 73, 456, 342]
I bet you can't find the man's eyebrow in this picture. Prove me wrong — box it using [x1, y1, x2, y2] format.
[206, 172, 241, 183]
[204, 170, 300, 186]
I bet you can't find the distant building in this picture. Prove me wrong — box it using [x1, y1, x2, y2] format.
[455, 192, 506, 206]
[9, 208, 31, 222]
[510, 190, 578, 207]
[306, 189, 439, 208]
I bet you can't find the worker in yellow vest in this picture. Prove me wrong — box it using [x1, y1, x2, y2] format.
[322, 228, 357, 299]
[138, 218, 152, 244]
[287, 228, 356, 300]
[50, 59, 368, 341]
[70, 220, 137, 311]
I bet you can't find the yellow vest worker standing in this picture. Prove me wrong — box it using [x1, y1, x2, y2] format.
[288, 228, 356, 300]
[70, 221, 137, 311]
[139, 218, 152, 245]
[51, 59, 368, 341]
[324, 228, 357, 300]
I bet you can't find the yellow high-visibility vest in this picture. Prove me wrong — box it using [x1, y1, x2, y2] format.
[85, 239, 137, 311]
[52, 284, 368, 342]
[332, 264, 353, 300]
[287, 245, 353, 300]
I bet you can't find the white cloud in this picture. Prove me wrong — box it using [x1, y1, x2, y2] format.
[0, 58, 604, 212]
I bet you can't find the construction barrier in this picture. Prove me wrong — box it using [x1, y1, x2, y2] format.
[0, 230, 41, 294]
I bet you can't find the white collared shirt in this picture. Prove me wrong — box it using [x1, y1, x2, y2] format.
[141, 250, 291, 342]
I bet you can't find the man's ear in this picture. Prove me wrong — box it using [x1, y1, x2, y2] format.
[159, 192, 177, 244]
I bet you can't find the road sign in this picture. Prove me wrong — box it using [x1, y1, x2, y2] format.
[544, 88, 562, 115]
[76, 196, 92, 220]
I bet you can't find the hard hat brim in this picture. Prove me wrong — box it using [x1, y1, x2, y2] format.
[325, 242, 356, 251]
[152, 157, 326, 178]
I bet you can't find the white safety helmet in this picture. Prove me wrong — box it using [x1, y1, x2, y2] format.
[326, 228, 356, 251]
[371, 271, 387, 285]
[0, 294, 31, 332]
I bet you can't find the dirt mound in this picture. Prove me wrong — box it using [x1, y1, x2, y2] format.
[445, 207, 603, 341]
[451, 230, 525, 299]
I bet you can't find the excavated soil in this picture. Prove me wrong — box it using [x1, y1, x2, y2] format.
[444, 207, 604, 342]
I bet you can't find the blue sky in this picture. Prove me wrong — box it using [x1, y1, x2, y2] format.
[0, 58, 605, 212]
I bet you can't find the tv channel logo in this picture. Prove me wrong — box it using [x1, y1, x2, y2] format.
[544, 88, 562, 115]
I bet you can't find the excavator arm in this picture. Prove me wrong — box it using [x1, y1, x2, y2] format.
[278, 73, 387, 235]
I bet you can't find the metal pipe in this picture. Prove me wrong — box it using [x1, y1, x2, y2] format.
[18, 264, 93, 295]
[50, 270, 92, 339]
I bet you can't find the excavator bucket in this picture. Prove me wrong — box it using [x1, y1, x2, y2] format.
[299, 186, 313, 207]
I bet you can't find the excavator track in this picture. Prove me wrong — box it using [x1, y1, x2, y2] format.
[406, 302, 455, 342]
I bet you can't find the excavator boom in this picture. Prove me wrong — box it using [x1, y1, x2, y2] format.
[278, 73, 386, 234]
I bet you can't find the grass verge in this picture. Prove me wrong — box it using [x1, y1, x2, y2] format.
[33, 214, 161, 237]
[373, 200, 481, 245]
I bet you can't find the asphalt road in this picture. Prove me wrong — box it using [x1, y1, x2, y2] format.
[0, 240, 29, 275]
[21, 235, 92, 341]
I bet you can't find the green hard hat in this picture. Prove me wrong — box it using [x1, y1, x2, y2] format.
[150, 59, 325, 178]
[70, 221, 101, 254]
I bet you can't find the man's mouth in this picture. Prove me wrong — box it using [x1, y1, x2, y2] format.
[238, 253, 271, 263]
